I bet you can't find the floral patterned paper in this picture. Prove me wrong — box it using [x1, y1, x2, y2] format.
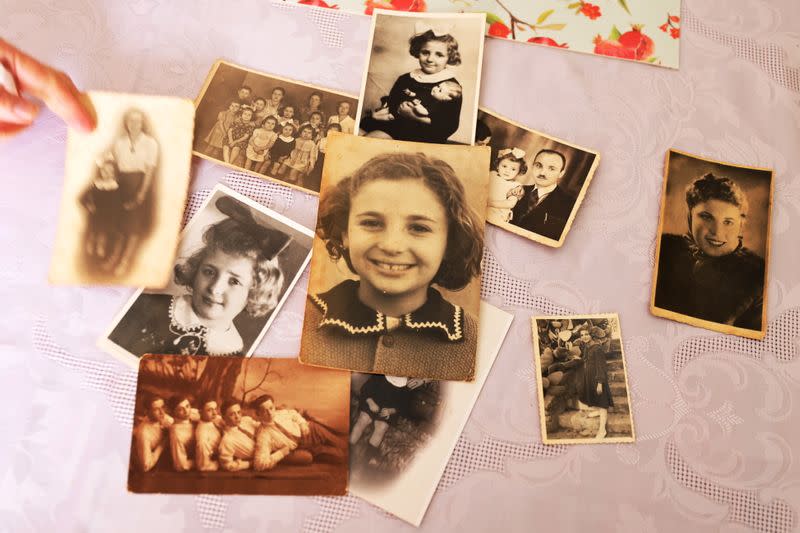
[289, 0, 681, 68]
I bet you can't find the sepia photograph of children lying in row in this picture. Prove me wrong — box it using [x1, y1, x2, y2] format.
[193, 60, 359, 194]
[128, 355, 350, 495]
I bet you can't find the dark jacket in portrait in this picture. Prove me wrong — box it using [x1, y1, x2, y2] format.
[511, 185, 575, 240]
[654, 234, 765, 331]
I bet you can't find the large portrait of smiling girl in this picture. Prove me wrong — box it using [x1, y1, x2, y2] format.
[651, 149, 774, 340]
[299, 133, 490, 381]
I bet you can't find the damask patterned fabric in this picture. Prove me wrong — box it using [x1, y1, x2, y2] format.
[1, 1, 799, 531]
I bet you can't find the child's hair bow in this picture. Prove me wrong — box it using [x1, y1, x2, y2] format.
[498, 147, 526, 159]
[414, 21, 453, 37]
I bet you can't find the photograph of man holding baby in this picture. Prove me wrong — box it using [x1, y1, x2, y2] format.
[355, 12, 485, 146]
[193, 60, 358, 194]
[477, 109, 600, 247]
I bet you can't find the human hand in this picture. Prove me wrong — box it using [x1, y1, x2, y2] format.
[378, 408, 393, 419]
[395, 101, 418, 120]
[366, 398, 379, 412]
[0, 38, 95, 138]
[596, 383, 603, 395]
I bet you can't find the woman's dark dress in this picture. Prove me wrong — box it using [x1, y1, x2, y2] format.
[80, 183, 127, 237]
[360, 73, 462, 143]
[579, 342, 613, 409]
[654, 234, 765, 331]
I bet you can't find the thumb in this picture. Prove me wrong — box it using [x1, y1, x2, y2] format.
[0, 85, 39, 124]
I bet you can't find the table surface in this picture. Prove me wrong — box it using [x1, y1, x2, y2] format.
[2, 1, 800, 531]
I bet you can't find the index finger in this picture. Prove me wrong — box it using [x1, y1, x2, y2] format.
[0, 38, 95, 132]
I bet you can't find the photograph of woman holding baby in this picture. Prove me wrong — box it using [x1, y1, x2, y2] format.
[100, 186, 314, 368]
[355, 12, 486, 146]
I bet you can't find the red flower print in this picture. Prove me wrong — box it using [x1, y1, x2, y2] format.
[528, 36, 568, 48]
[659, 22, 668, 32]
[579, 3, 601, 20]
[669, 15, 680, 23]
[659, 13, 681, 39]
[299, 0, 338, 6]
[488, 21, 511, 38]
[363, 0, 425, 15]
[670, 27, 680, 39]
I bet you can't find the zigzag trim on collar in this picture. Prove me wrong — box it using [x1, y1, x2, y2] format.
[312, 293, 386, 334]
[403, 304, 463, 341]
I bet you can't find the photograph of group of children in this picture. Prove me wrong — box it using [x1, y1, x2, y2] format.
[51, 92, 195, 287]
[476, 108, 601, 247]
[355, 11, 485, 146]
[128, 355, 350, 495]
[193, 60, 359, 193]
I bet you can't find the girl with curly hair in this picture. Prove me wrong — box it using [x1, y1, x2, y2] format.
[300, 151, 484, 380]
[654, 172, 765, 331]
[107, 195, 290, 357]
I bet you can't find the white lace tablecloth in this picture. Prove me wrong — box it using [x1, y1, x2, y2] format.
[1, 1, 799, 531]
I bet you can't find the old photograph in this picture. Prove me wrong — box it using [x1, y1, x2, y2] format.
[50, 91, 195, 286]
[355, 11, 486, 146]
[99, 185, 314, 369]
[477, 108, 600, 247]
[128, 355, 350, 495]
[298, 132, 490, 381]
[349, 303, 512, 526]
[532, 314, 635, 445]
[193, 60, 359, 194]
[651, 150, 773, 339]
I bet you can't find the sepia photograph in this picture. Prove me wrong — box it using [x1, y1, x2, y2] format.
[193, 60, 359, 194]
[128, 355, 350, 495]
[99, 185, 314, 369]
[350, 303, 512, 526]
[531, 314, 635, 445]
[651, 149, 773, 339]
[355, 11, 486, 146]
[50, 91, 195, 287]
[476, 108, 600, 247]
[298, 132, 490, 381]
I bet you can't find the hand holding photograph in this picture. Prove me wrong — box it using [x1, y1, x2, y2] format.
[355, 11, 486, 146]
[193, 60, 359, 194]
[477, 108, 600, 247]
[50, 92, 195, 287]
[128, 355, 350, 495]
[99, 185, 314, 369]
[650, 150, 773, 339]
[298, 132, 490, 381]
[531, 314, 635, 444]
[349, 303, 513, 526]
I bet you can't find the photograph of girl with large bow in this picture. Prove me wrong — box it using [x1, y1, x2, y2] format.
[100, 185, 314, 368]
[355, 11, 486, 145]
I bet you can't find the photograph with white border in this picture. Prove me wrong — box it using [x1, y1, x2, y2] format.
[99, 184, 313, 369]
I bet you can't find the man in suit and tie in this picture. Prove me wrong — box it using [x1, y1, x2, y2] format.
[511, 149, 576, 241]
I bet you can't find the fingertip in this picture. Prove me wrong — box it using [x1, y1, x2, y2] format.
[74, 92, 97, 133]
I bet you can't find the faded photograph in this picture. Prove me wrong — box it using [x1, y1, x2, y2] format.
[99, 185, 314, 368]
[356, 12, 485, 145]
[50, 92, 195, 286]
[532, 314, 635, 445]
[651, 150, 773, 339]
[349, 303, 512, 526]
[193, 60, 359, 194]
[298, 133, 490, 381]
[477, 108, 600, 247]
[128, 355, 350, 495]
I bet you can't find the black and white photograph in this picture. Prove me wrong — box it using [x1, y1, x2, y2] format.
[349, 303, 512, 526]
[128, 355, 350, 495]
[651, 149, 773, 339]
[531, 314, 635, 445]
[298, 132, 490, 381]
[477, 108, 600, 247]
[193, 60, 359, 194]
[99, 185, 314, 369]
[355, 11, 485, 146]
[50, 91, 195, 286]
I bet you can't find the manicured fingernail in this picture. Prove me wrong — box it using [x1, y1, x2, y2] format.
[13, 101, 36, 121]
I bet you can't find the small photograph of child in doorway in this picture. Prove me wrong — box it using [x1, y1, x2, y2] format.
[355, 11, 486, 145]
[531, 313, 635, 445]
